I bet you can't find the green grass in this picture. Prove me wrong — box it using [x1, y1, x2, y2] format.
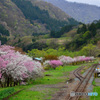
[92, 79, 96, 86]
[0, 88, 14, 99]
[33, 65, 77, 85]
[80, 62, 95, 74]
[91, 77, 100, 100]
[9, 65, 80, 100]
[0, 62, 97, 100]
[91, 86, 100, 100]
[9, 88, 58, 100]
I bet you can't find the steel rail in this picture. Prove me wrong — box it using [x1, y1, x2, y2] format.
[65, 64, 97, 100]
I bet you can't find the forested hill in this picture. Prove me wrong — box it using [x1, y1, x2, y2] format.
[0, 0, 79, 38]
[0, 0, 44, 36]
[11, 0, 78, 31]
[43, 0, 100, 23]
[0, 24, 9, 44]
[66, 20, 100, 51]
[30, 0, 70, 21]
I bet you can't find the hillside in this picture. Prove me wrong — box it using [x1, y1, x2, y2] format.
[30, 0, 70, 21]
[43, 0, 100, 23]
[0, 0, 48, 36]
[24, 20, 100, 52]
[0, 0, 78, 37]
[66, 20, 100, 51]
[11, 0, 78, 31]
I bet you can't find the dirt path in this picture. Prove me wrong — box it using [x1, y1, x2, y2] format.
[51, 71, 79, 100]
[28, 70, 79, 100]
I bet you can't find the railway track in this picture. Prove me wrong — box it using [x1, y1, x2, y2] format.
[73, 66, 85, 81]
[65, 64, 97, 100]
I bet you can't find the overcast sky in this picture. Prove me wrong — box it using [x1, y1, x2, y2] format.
[66, 0, 100, 7]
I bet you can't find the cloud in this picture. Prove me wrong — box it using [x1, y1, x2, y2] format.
[66, 0, 100, 6]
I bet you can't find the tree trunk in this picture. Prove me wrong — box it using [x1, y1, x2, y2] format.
[10, 82, 12, 87]
[7, 77, 9, 87]
[14, 82, 16, 86]
[4, 82, 6, 87]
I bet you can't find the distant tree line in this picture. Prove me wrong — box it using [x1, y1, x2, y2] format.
[23, 42, 48, 52]
[0, 24, 9, 36]
[0, 24, 9, 44]
[50, 25, 74, 38]
[0, 35, 7, 45]
[32, 32, 47, 36]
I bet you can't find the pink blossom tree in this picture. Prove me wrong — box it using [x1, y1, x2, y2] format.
[43, 60, 63, 69]
[49, 60, 63, 69]
[0, 45, 44, 87]
[59, 55, 94, 65]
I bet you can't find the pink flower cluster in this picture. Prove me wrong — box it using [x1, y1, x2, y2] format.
[58, 56, 73, 65]
[59, 56, 95, 65]
[43, 56, 94, 68]
[49, 60, 63, 68]
[0, 45, 44, 83]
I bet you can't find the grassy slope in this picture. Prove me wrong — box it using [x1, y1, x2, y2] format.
[5, 62, 96, 100]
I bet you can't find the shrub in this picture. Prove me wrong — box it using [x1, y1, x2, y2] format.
[13, 47, 26, 54]
[44, 55, 58, 61]
[43, 60, 51, 70]
[56, 66, 63, 70]
[80, 44, 99, 56]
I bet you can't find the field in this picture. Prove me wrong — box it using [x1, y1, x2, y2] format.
[0, 62, 95, 100]
[9, 65, 78, 100]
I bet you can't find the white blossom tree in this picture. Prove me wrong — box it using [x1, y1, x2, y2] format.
[0, 45, 44, 87]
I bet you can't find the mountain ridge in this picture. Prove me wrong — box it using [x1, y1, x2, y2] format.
[30, 0, 70, 21]
[42, 0, 100, 23]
